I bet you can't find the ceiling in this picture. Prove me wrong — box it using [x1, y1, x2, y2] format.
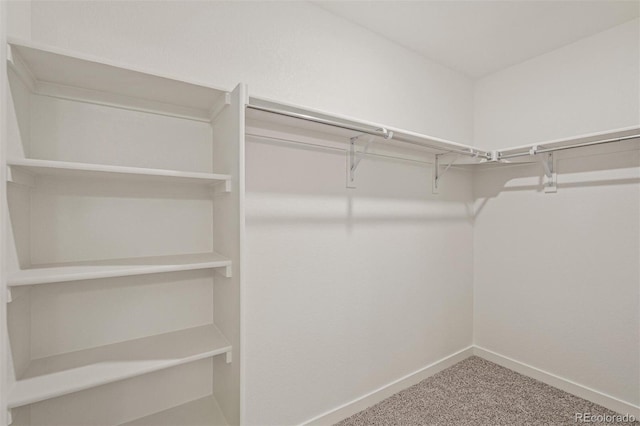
[313, 1, 640, 79]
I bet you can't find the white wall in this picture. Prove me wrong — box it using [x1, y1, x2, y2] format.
[474, 18, 640, 150]
[473, 19, 640, 412]
[7, 0, 30, 41]
[26, 0, 474, 144]
[244, 132, 473, 425]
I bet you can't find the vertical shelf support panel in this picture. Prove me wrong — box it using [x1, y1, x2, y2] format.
[1, 8, 10, 425]
[212, 83, 245, 425]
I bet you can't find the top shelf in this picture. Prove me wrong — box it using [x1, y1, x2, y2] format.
[496, 125, 640, 160]
[7, 38, 229, 121]
[247, 98, 640, 163]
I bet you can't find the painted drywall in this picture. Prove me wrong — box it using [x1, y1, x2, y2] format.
[244, 132, 473, 425]
[473, 147, 640, 408]
[26, 0, 473, 144]
[473, 19, 640, 411]
[474, 18, 640, 150]
[6, 0, 30, 41]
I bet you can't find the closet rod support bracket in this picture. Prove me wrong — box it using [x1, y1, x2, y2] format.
[531, 147, 557, 193]
[432, 152, 461, 194]
[347, 129, 392, 189]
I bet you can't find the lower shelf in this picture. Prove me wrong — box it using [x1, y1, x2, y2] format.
[8, 252, 232, 287]
[120, 395, 228, 426]
[8, 324, 231, 408]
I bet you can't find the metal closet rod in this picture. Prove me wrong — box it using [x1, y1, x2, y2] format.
[246, 104, 487, 159]
[498, 134, 640, 160]
[246, 132, 435, 166]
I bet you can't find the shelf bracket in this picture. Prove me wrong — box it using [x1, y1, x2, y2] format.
[7, 44, 37, 93]
[7, 408, 13, 425]
[7, 287, 28, 304]
[209, 92, 231, 122]
[216, 264, 232, 279]
[432, 152, 461, 194]
[530, 146, 557, 193]
[7, 166, 36, 187]
[225, 351, 232, 364]
[347, 129, 393, 189]
[213, 179, 232, 194]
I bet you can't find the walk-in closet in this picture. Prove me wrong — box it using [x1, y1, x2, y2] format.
[1, 1, 639, 425]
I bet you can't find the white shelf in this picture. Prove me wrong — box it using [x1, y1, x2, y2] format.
[496, 125, 640, 158]
[8, 38, 229, 121]
[7, 158, 231, 186]
[8, 252, 232, 287]
[247, 96, 489, 163]
[120, 396, 228, 426]
[8, 324, 232, 408]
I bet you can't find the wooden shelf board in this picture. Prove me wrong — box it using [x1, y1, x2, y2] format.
[8, 324, 231, 408]
[119, 395, 228, 426]
[496, 125, 640, 156]
[7, 158, 231, 185]
[8, 38, 228, 120]
[8, 252, 231, 287]
[247, 95, 485, 160]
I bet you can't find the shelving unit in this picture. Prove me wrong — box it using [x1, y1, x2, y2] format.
[4, 38, 244, 426]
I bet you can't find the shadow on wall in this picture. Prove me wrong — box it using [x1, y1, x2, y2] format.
[246, 136, 640, 229]
[473, 140, 640, 218]
[245, 137, 476, 229]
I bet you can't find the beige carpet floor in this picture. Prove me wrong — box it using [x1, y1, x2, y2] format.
[336, 356, 638, 426]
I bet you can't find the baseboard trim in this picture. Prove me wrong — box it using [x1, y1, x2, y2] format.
[301, 346, 474, 425]
[473, 346, 640, 418]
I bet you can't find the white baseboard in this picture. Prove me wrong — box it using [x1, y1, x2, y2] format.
[301, 346, 474, 426]
[473, 346, 640, 419]
[301, 345, 639, 425]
